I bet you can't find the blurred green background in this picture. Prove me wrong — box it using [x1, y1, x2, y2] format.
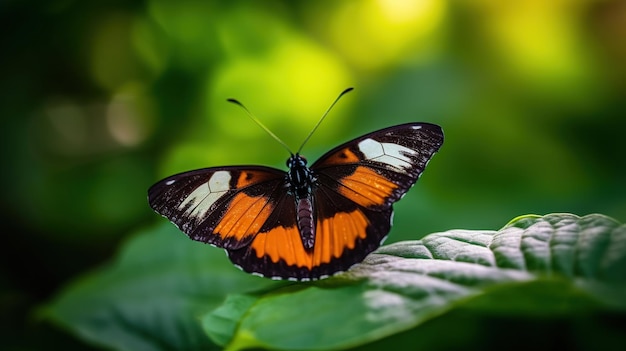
[1, 0, 625, 349]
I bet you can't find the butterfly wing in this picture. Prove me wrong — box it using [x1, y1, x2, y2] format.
[311, 122, 444, 209]
[311, 122, 444, 271]
[148, 166, 287, 250]
[226, 188, 391, 280]
[227, 123, 444, 280]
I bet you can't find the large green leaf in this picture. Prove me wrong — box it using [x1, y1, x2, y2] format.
[202, 213, 626, 350]
[43, 214, 625, 350]
[43, 223, 281, 351]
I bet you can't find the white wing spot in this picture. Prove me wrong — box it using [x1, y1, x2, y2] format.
[178, 171, 231, 219]
[357, 138, 416, 170]
[411, 125, 422, 130]
[165, 179, 176, 185]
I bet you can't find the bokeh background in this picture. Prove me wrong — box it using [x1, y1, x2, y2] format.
[1, 0, 625, 349]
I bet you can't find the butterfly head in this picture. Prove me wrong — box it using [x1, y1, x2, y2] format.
[286, 153, 308, 168]
[286, 153, 314, 197]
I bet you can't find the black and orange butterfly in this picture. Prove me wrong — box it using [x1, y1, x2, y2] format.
[148, 88, 444, 281]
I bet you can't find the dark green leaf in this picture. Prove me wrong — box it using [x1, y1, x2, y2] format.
[42, 223, 281, 351]
[201, 293, 258, 347]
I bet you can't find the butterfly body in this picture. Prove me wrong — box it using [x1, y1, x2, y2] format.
[149, 123, 444, 280]
[286, 154, 316, 250]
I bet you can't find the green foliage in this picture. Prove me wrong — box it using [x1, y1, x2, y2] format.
[43, 224, 282, 351]
[44, 214, 626, 350]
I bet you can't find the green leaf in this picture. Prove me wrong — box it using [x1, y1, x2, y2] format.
[42, 214, 625, 351]
[202, 213, 626, 350]
[42, 223, 282, 351]
[201, 293, 259, 347]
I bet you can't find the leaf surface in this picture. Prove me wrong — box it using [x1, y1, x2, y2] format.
[43, 223, 280, 351]
[44, 214, 625, 351]
[202, 214, 626, 350]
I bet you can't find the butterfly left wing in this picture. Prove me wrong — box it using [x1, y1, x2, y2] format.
[148, 166, 287, 250]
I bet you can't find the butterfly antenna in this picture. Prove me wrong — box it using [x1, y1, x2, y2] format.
[296, 87, 354, 154]
[227, 98, 294, 154]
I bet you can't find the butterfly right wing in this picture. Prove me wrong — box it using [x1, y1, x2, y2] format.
[148, 166, 287, 250]
[311, 122, 444, 209]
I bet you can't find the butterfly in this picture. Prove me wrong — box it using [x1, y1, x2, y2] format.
[148, 88, 444, 281]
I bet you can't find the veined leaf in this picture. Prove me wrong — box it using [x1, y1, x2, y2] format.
[43, 214, 625, 351]
[203, 213, 625, 350]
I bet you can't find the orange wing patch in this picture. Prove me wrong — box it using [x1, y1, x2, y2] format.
[315, 147, 360, 167]
[213, 193, 274, 241]
[250, 226, 302, 266]
[313, 210, 369, 263]
[250, 209, 369, 268]
[236, 170, 280, 188]
[336, 166, 398, 207]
